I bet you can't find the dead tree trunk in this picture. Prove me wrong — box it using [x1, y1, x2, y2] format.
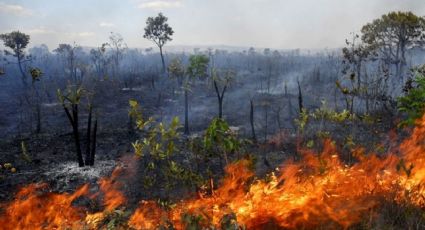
[89, 119, 98, 166]
[297, 79, 303, 113]
[184, 89, 189, 135]
[63, 104, 84, 167]
[85, 105, 92, 164]
[250, 99, 257, 143]
[17, 54, 28, 87]
[62, 102, 98, 167]
[264, 104, 268, 143]
[213, 80, 227, 119]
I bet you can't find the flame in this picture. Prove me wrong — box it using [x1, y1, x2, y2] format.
[0, 168, 126, 229]
[0, 183, 90, 229]
[129, 114, 425, 229]
[2, 115, 425, 229]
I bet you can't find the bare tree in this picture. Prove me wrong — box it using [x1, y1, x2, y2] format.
[108, 32, 126, 78]
[212, 68, 234, 119]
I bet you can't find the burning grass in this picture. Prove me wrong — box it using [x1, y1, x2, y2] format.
[2, 115, 425, 229]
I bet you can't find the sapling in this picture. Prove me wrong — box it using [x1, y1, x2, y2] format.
[57, 85, 98, 167]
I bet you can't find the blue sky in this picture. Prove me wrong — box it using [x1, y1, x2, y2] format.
[0, 0, 424, 50]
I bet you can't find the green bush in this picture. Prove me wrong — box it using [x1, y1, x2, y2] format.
[397, 65, 425, 127]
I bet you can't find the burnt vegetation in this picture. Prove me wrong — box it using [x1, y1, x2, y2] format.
[1, 11, 425, 230]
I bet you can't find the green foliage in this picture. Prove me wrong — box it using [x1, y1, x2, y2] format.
[187, 54, 209, 79]
[316, 131, 330, 139]
[143, 13, 174, 47]
[295, 108, 309, 133]
[360, 113, 377, 125]
[104, 209, 131, 230]
[133, 116, 180, 160]
[212, 68, 235, 83]
[180, 212, 244, 230]
[361, 11, 425, 51]
[157, 198, 177, 211]
[132, 116, 182, 190]
[297, 101, 355, 129]
[306, 140, 314, 149]
[182, 213, 204, 230]
[335, 78, 360, 96]
[128, 99, 153, 133]
[130, 100, 203, 192]
[344, 135, 356, 149]
[296, 102, 360, 152]
[397, 66, 425, 127]
[168, 58, 185, 79]
[29, 67, 43, 82]
[204, 118, 240, 164]
[0, 31, 30, 58]
[98, 209, 132, 230]
[310, 107, 355, 123]
[57, 85, 84, 105]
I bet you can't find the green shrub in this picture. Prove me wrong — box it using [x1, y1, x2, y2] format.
[397, 65, 425, 127]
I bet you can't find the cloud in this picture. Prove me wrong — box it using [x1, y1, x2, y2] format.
[99, 22, 115, 27]
[77, 32, 95, 37]
[27, 28, 56, 35]
[0, 2, 32, 16]
[25, 28, 94, 38]
[138, 0, 182, 10]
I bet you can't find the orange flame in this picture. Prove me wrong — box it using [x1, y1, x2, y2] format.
[0, 168, 126, 229]
[2, 115, 425, 229]
[129, 115, 425, 229]
[0, 183, 89, 230]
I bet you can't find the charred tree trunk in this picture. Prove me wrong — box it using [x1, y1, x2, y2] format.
[30, 77, 42, 134]
[276, 108, 282, 130]
[159, 46, 166, 73]
[264, 104, 268, 143]
[17, 52, 28, 87]
[85, 105, 92, 164]
[63, 104, 84, 167]
[297, 79, 303, 113]
[89, 119, 98, 166]
[184, 89, 189, 135]
[250, 99, 257, 143]
[72, 105, 84, 167]
[218, 98, 223, 119]
[128, 115, 134, 135]
[151, 74, 155, 90]
[62, 102, 98, 167]
[35, 103, 41, 133]
[213, 80, 227, 119]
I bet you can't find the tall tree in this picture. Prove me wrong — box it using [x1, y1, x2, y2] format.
[90, 43, 109, 79]
[54, 43, 83, 83]
[168, 57, 185, 95]
[361, 11, 425, 83]
[0, 31, 30, 86]
[184, 54, 209, 135]
[341, 33, 371, 113]
[108, 32, 126, 78]
[143, 13, 174, 72]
